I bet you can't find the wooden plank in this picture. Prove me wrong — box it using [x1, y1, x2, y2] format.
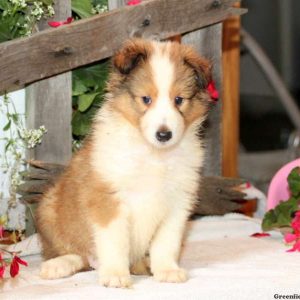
[182, 24, 223, 176]
[0, 0, 246, 94]
[108, 0, 126, 10]
[222, 2, 241, 177]
[25, 0, 72, 236]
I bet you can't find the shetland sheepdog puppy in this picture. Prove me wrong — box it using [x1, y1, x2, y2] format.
[36, 38, 212, 288]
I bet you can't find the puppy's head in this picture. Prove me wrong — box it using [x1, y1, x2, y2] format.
[108, 39, 211, 149]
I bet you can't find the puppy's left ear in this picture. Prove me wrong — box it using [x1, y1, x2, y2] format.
[183, 46, 212, 90]
[113, 39, 151, 75]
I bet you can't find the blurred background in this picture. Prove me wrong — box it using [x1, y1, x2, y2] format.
[238, 0, 300, 192]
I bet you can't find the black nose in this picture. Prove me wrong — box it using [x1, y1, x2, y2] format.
[156, 130, 172, 142]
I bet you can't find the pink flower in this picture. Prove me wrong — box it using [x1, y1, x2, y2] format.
[48, 17, 73, 28]
[250, 232, 271, 238]
[287, 240, 300, 252]
[284, 232, 297, 243]
[207, 80, 219, 101]
[291, 211, 300, 233]
[127, 0, 141, 5]
[9, 255, 28, 278]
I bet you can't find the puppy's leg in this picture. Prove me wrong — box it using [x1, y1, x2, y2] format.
[40, 254, 87, 279]
[150, 210, 189, 283]
[130, 257, 151, 275]
[93, 210, 131, 288]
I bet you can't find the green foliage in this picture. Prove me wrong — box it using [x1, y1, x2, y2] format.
[72, 0, 93, 18]
[0, 0, 55, 43]
[71, 62, 109, 138]
[71, 0, 109, 140]
[262, 167, 300, 231]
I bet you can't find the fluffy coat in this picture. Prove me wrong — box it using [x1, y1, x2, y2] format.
[36, 38, 211, 288]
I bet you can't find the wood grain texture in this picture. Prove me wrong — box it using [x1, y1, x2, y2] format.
[182, 25, 223, 176]
[25, 0, 72, 235]
[0, 0, 246, 94]
[18, 160, 252, 216]
[222, 2, 241, 177]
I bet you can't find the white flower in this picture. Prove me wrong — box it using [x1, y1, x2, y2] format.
[19, 125, 47, 149]
[9, 0, 27, 8]
[92, 4, 108, 14]
[47, 5, 55, 16]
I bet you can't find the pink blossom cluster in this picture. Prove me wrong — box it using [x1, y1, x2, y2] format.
[284, 211, 300, 252]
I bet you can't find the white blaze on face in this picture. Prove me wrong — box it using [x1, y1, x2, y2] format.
[140, 44, 185, 148]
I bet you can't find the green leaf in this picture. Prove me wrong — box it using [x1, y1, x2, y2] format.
[72, 107, 97, 136]
[78, 92, 99, 112]
[72, 0, 93, 18]
[262, 197, 300, 231]
[4, 139, 13, 152]
[72, 76, 88, 96]
[3, 120, 11, 131]
[11, 113, 19, 124]
[288, 167, 300, 197]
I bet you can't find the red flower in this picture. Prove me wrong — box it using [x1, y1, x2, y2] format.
[9, 255, 28, 278]
[250, 232, 271, 238]
[0, 254, 5, 279]
[207, 80, 219, 101]
[127, 0, 141, 5]
[48, 17, 73, 28]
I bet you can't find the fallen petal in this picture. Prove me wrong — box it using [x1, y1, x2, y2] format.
[127, 0, 141, 5]
[48, 21, 63, 28]
[250, 232, 271, 238]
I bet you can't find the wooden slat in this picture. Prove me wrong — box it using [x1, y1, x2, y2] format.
[183, 25, 223, 176]
[0, 0, 246, 94]
[222, 2, 241, 177]
[25, 0, 72, 236]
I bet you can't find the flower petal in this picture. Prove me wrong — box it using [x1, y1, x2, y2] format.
[127, 0, 141, 5]
[286, 240, 300, 252]
[207, 80, 219, 101]
[48, 21, 63, 28]
[250, 232, 271, 238]
[10, 258, 19, 278]
[15, 256, 28, 267]
[63, 17, 74, 25]
[48, 17, 73, 28]
[284, 232, 297, 243]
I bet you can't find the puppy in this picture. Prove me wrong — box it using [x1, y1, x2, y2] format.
[36, 38, 211, 288]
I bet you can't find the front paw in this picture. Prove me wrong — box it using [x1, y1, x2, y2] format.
[99, 272, 132, 288]
[153, 268, 188, 283]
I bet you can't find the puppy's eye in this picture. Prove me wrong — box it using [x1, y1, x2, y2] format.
[142, 96, 152, 105]
[175, 96, 184, 106]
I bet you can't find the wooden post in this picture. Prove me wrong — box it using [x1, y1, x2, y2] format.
[183, 25, 223, 176]
[222, 2, 241, 177]
[25, 0, 72, 235]
[108, 0, 126, 9]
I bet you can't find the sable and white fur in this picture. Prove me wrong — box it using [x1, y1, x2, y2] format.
[36, 39, 211, 288]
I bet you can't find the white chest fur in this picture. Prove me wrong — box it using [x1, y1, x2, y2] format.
[91, 111, 203, 262]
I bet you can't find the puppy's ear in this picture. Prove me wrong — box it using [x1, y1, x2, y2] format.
[182, 46, 212, 90]
[113, 39, 151, 75]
